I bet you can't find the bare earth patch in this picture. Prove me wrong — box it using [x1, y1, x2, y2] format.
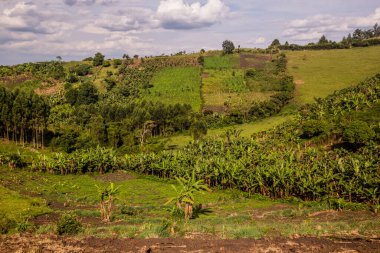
[1, 234, 379, 253]
[240, 54, 272, 69]
[35, 80, 63, 96]
[201, 73, 209, 78]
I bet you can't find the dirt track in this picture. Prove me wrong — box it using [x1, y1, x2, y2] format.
[1, 234, 380, 253]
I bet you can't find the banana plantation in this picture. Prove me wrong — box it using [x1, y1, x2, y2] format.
[28, 74, 380, 206]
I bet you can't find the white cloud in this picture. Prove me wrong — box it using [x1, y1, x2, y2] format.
[92, 8, 159, 32]
[255, 37, 266, 44]
[156, 0, 229, 29]
[0, 2, 72, 34]
[283, 7, 380, 41]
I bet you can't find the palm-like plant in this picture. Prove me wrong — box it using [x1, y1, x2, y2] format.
[166, 171, 210, 222]
[95, 183, 121, 223]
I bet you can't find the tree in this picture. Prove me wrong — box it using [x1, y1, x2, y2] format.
[76, 81, 99, 105]
[93, 52, 105, 66]
[318, 35, 328, 44]
[270, 39, 281, 47]
[374, 23, 380, 37]
[222, 40, 235, 54]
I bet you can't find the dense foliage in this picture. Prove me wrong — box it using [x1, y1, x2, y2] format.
[0, 87, 49, 147]
[277, 24, 380, 51]
[28, 74, 380, 206]
[122, 74, 380, 204]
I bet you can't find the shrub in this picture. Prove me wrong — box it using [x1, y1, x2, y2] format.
[16, 219, 34, 232]
[245, 69, 256, 78]
[113, 59, 122, 67]
[301, 120, 329, 139]
[102, 61, 111, 67]
[69, 64, 92, 76]
[65, 73, 79, 83]
[56, 213, 82, 235]
[190, 119, 208, 140]
[343, 121, 375, 144]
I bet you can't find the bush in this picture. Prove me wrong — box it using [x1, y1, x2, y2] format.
[301, 120, 329, 138]
[56, 213, 82, 235]
[0, 153, 24, 169]
[69, 64, 92, 76]
[102, 61, 111, 67]
[113, 59, 122, 67]
[16, 219, 34, 232]
[66, 73, 79, 83]
[343, 121, 375, 144]
[190, 119, 208, 140]
[245, 69, 256, 78]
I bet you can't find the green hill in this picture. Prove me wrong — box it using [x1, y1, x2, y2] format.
[286, 45, 380, 105]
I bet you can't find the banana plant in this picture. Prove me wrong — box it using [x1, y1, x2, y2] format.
[95, 183, 121, 223]
[166, 171, 210, 222]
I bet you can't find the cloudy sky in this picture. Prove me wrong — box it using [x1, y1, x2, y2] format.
[0, 0, 379, 65]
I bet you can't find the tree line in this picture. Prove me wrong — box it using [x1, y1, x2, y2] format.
[270, 23, 380, 51]
[0, 87, 49, 148]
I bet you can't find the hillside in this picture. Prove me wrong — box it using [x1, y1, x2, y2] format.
[287, 46, 380, 104]
[1, 46, 380, 249]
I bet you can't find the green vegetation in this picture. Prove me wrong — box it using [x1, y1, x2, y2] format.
[1, 42, 380, 242]
[164, 115, 292, 149]
[2, 165, 379, 238]
[143, 67, 202, 111]
[125, 75, 380, 203]
[287, 46, 380, 104]
[0, 185, 50, 222]
[203, 54, 240, 69]
[56, 213, 82, 235]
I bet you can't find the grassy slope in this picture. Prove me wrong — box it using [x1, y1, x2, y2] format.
[0, 185, 50, 221]
[0, 166, 378, 238]
[166, 47, 380, 147]
[143, 67, 202, 111]
[286, 46, 380, 104]
[204, 54, 240, 69]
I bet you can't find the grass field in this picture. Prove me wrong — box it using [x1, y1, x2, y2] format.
[204, 54, 240, 69]
[1, 166, 378, 238]
[144, 67, 201, 111]
[286, 46, 380, 104]
[0, 185, 50, 221]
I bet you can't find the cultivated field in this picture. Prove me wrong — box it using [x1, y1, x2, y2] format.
[143, 67, 202, 111]
[1, 162, 379, 241]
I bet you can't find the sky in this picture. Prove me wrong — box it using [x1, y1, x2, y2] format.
[0, 0, 379, 65]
